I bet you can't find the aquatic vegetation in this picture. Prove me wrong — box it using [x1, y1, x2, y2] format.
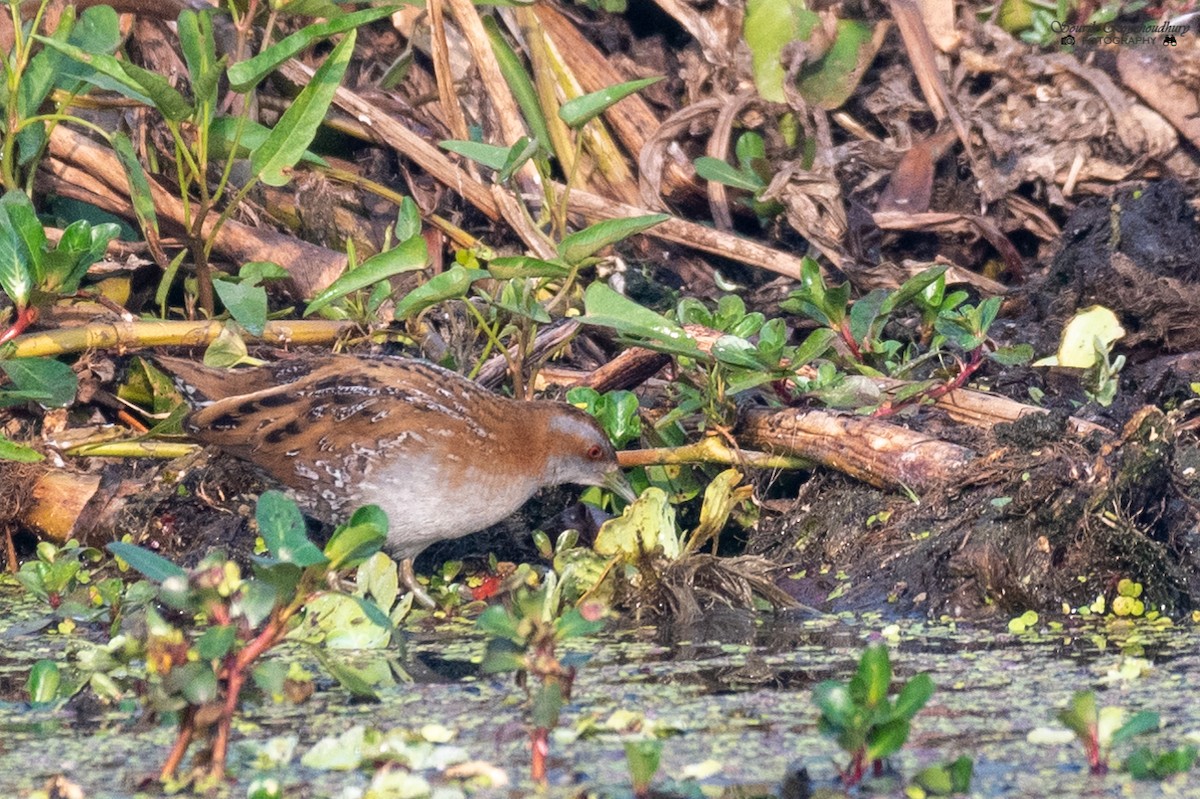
[477, 582, 607, 785]
[106, 490, 387, 785]
[1052, 690, 1159, 775]
[812, 642, 934, 787]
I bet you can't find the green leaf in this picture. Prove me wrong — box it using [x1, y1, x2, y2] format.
[578, 282, 702, 357]
[309, 646, 385, 700]
[554, 607, 605, 640]
[41, 219, 119, 294]
[744, 0, 807, 102]
[0, 203, 34, 309]
[172, 661, 218, 704]
[557, 214, 669, 265]
[0, 191, 45, 285]
[693, 157, 764, 192]
[111, 132, 160, 238]
[893, 672, 934, 719]
[213, 278, 268, 336]
[394, 197, 422, 242]
[1056, 691, 1098, 741]
[855, 644, 892, 708]
[558, 76, 663, 129]
[497, 136, 540, 183]
[624, 739, 663, 790]
[255, 490, 327, 567]
[865, 716, 911, 761]
[250, 30, 355, 187]
[178, 8, 220, 122]
[196, 624, 237, 661]
[392, 265, 487, 321]
[531, 681, 566, 728]
[207, 116, 328, 166]
[0, 358, 78, 408]
[439, 139, 513, 171]
[235, 578, 279, 628]
[35, 38, 193, 120]
[480, 637, 526, 675]
[324, 515, 387, 571]
[304, 234, 427, 316]
[812, 680, 854, 728]
[484, 16, 552, 154]
[1111, 710, 1159, 745]
[0, 435, 44, 462]
[27, 659, 61, 704]
[794, 19, 878, 110]
[107, 541, 188, 582]
[476, 605, 521, 642]
[486, 256, 570, 280]
[226, 7, 395, 92]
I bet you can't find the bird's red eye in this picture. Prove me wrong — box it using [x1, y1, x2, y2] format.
[586, 444, 604, 460]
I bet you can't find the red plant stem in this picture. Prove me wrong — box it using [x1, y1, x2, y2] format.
[1086, 735, 1106, 775]
[873, 346, 986, 417]
[531, 727, 549, 784]
[839, 319, 862, 361]
[160, 706, 196, 781]
[0, 306, 38, 346]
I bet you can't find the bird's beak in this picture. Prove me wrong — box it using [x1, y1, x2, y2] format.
[602, 468, 638, 504]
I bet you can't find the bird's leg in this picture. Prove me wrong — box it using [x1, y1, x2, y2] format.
[400, 557, 436, 609]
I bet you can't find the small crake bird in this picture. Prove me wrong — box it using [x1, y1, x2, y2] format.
[155, 353, 636, 606]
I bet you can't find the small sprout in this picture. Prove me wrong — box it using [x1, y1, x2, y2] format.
[812, 643, 934, 787]
[1054, 690, 1159, 774]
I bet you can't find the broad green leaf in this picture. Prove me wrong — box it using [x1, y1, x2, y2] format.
[558, 76, 663, 129]
[170, 662, 218, 704]
[256, 490, 327, 567]
[711, 336, 763, 369]
[531, 681, 565, 729]
[207, 116, 328, 166]
[309, 646, 389, 699]
[1034, 305, 1125, 368]
[1111, 710, 1160, 745]
[213, 278, 268, 336]
[0, 435, 44, 462]
[304, 234, 428, 316]
[855, 644, 892, 708]
[394, 197, 422, 242]
[848, 288, 888, 345]
[0, 191, 45, 285]
[1056, 690, 1098, 740]
[865, 716, 911, 761]
[745, 0, 807, 102]
[392, 265, 487, 321]
[693, 157, 764, 192]
[579, 282, 702, 357]
[196, 624, 236, 661]
[324, 517, 387, 571]
[893, 673, 935, 719]
[439, 139, 512, 171]
[107, 541, 188, 582]
[41, 219, 119, 294]
[35, 38, 193, 120]
[880, 265, 948, 314]
[476, 605, 521, 642]
[111, 132, 159, 238]
[26, 660, 61, 704]
[235, 578, 279, 628]
[795, 19, 879, 110]
[296, 593, 391, 649]
[812, 680, 854, 728]
[625, 740, 663, 789]
[251, 30, 356, 187]
[227, 7, 395, 92]
[0, 358, 78, 408]
[557, 214, 668, 265]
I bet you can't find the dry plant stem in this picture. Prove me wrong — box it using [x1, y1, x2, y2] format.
[564, 186, 811, 280]
[618, 437, 812, 471]
[575, 345, 671, 393]
[3, 319, 354, 359]
[737, 407, 975, 492]
[301, 66, 810, 279]
[428, 0, 470, 143]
